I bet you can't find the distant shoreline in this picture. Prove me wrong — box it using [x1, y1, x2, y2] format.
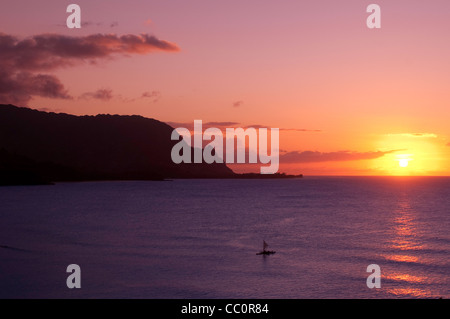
[0, 172, 303, 186]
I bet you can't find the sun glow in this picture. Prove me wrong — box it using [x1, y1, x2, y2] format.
[376, 153, 415, 175]
[371, 132, 450, 176]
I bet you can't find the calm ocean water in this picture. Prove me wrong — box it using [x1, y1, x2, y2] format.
[0, 177, 449, 299]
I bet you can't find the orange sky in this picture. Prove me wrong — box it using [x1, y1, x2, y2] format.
[1, 0, 450, 175]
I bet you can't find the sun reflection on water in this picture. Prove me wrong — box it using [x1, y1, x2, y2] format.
[388, 287, 433, 298]
[382, 193, 433, 298]
[386, 273, 425, 283]
[384, 254, 419, 263]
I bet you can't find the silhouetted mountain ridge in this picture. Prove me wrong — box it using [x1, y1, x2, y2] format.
[0, 104, 234, 184]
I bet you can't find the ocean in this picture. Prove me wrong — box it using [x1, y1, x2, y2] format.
[0, 177, 449, 299]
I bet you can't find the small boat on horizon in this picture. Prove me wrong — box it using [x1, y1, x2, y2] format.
[256, 240, 276, 255]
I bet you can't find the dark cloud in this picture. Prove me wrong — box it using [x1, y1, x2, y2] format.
[232, 101, 243, 107]
[205, 121, 241, 127]
[79, 89, 114, 101]
[280, 149, 404, 163]
[58, 21, 119, 28]
[166, 121, 320, 133]
[36, 107, 62, 113]
[0, 32, 180, 106]
[166, 121, 241, 131]
[141, 91, 161, 103]
[0, 32, 180, 71]
[280, 128, 322, 132]
[244, 124, 321, 132]
[81, 21, 103, 28]
[0, 70, 72, 105]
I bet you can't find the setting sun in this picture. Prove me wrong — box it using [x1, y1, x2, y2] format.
[395, 154, 413, 171]
[398, 159, 409, 168]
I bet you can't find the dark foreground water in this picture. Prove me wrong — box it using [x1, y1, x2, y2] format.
[0, 177, 449, 298]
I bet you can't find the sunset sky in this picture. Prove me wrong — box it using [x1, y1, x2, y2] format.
[2, 0, 450, 175]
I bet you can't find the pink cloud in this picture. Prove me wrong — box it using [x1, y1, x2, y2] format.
[280, 149, 405, 163]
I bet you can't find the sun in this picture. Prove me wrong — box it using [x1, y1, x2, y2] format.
[394, 154, 413, 169]
[398, 158, 409, 168]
